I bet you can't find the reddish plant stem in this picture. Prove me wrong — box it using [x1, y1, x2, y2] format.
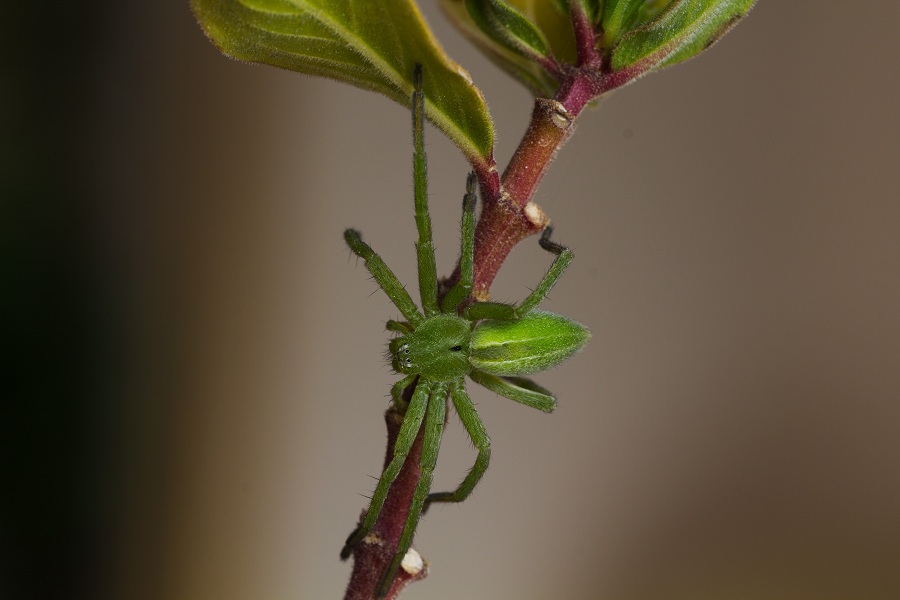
[467, 68, 605, 298]
[569, 4, 602, 68]
[344, 404, 428, 600]
[471, 154, 501, 208]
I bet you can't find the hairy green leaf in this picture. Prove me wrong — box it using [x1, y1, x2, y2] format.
[191, 0, 494, 162]
[441, 0, 576, 97]
[600, 0, 649, 46]
[465, 0, 551, 62]
[611, 0, 756, 76]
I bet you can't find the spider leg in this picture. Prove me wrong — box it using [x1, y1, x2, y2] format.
[469, 368, 557, 412]
[424, 379, 490, 511]
[390, 373, 417, 411]
[376, 382, 448, 599]
[462, 300, 516, 321]
[463, 226, 574, 321]
[440, 172, 477, 313]
[344, 229, 423, 326]
[516, 226, 574, 314]
[386, 319, 414, 334]
[340, 380, 430, 559]
[411, 65, 439, 318]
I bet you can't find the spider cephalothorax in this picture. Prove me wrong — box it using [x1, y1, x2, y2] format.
[341, 65, 589, 599]
[389, 315, 471, 379]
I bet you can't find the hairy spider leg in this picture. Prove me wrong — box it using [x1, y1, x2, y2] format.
[390, 373, 418, 411]
[468, 369, 557, 412]
[386, 319, 415, 334]
[339, 380, 430, 559]
[440, 172, 478, 313]
[424, 379, 491, 510]
[344, 229, 424, 327]
[411, 65, 440, 318]
[522, 226, 575, 313]
[376, 381, 448, 599]
[463, 226, 574, 322]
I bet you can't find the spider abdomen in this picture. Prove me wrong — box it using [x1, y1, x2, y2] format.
[469, 310, 590, 376]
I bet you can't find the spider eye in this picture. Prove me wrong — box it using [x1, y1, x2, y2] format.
[450, 345, 462, 352]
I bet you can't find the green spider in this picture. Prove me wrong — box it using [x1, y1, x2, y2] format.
[340, 65, 590, 598]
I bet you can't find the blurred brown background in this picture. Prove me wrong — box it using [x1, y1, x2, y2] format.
[3, 2, 899, 599]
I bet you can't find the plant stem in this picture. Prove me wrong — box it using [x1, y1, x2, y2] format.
[467, 67, 606, 298]
[343, 405, 428, 600]
[569, 3, 602, 68]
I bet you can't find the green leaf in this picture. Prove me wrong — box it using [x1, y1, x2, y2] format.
[191, 0, 494, 163]
[441, 0, 576, 97]
[465, 0, 552, 63]
[515, 0, 579, 63]
[600, 0, 650, 46]
[610, 0, 756, 76]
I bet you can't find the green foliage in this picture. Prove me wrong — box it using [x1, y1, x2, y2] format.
[192, 0, 756, 157]
[190, 0, 494, 162]
[443, 0, 755, 96]
[441, 0, 574, 96]
[464, 0, 553, 64]
[610, 0, 756, 74]
[601, 0, 652, 45]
